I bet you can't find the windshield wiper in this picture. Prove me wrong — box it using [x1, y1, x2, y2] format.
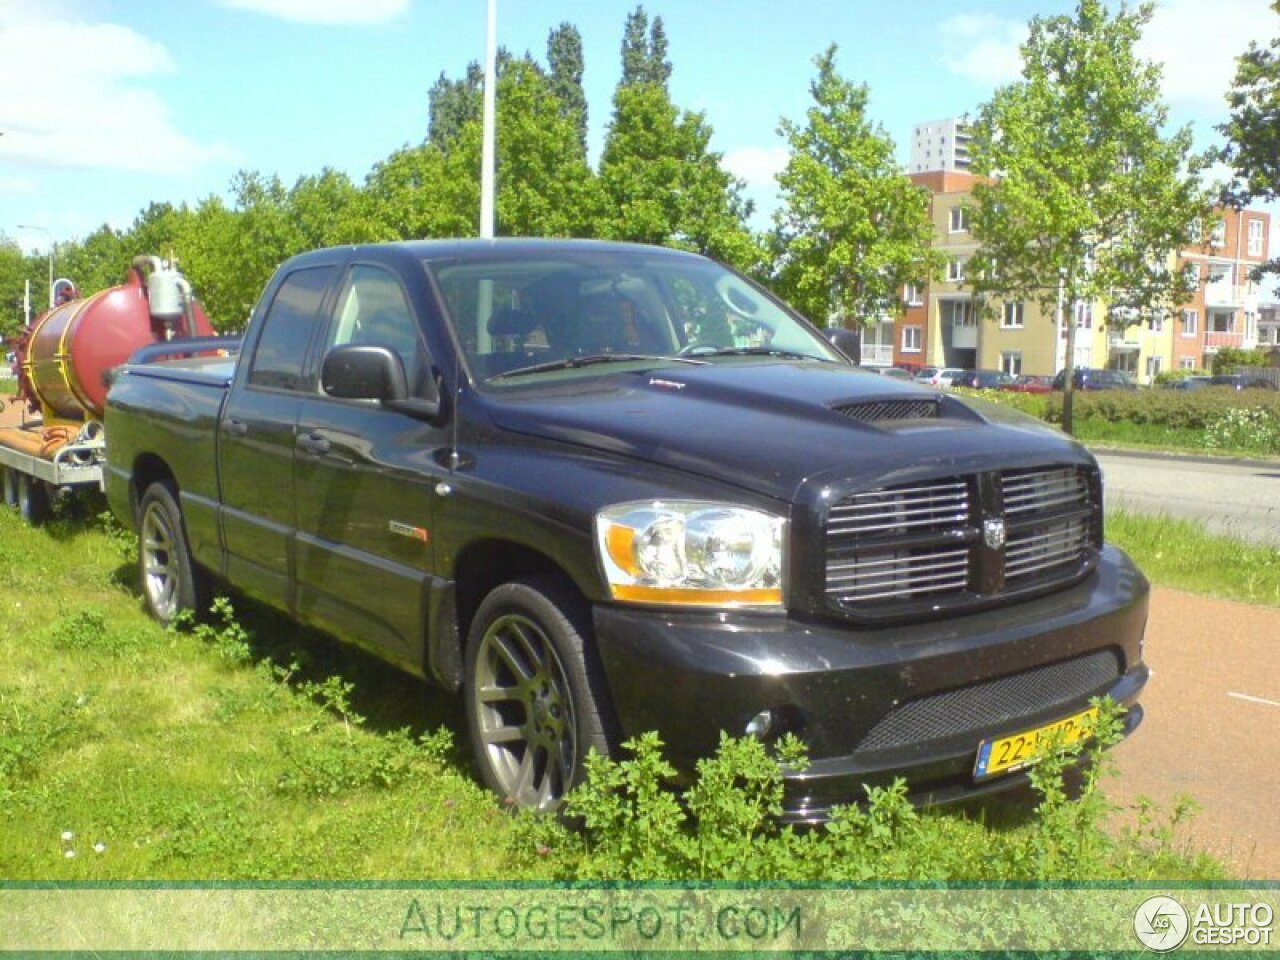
[689, 346, 834, 362]
[488, 353, 708, 381]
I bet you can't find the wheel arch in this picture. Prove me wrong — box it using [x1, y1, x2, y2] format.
[431, 538, 594, 692]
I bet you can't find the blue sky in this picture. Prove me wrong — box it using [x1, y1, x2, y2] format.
[0, 0, 1271, 256]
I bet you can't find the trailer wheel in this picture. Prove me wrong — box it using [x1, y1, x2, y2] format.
[17, 474, 51, 524]
[1, 467, 18, 508]
[138, 482, 209, 624]
[464, 576, 616, 812]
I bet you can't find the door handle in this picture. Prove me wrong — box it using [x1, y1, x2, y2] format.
[297, 432, 331, 455]
[222, 418, 248, 437]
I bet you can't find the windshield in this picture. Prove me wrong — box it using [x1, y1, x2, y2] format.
[425, 249, 842, 384]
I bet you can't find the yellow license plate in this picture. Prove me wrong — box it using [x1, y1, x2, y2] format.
[973, 707, 1098, 781]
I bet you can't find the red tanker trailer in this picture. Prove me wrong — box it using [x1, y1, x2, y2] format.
[1, 256, 217, 521]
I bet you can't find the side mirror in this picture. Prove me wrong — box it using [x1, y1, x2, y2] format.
[321, 344, 442, 419]
[322, 345, 408, 401]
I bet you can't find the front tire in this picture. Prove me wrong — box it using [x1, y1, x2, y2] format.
[138, 482, 209, 623]
[464, 577, 615, 811]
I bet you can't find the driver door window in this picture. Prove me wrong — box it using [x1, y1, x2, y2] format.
[328, 265, 429, 396]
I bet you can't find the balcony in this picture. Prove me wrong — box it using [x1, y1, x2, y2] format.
[1203, 282, 1251, 307]
[1204, 330, 1245, 350]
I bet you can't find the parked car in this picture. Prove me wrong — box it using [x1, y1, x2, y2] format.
[1161, 376, 1213, 391]
[1208, 374, 1277, 391]
[951, 369, 1014, 390]
[1051, 368, 1137, 391]
[915, 366, 968, 387]
[1003, 374, 1054, 394]
[877, 366, 915, 380]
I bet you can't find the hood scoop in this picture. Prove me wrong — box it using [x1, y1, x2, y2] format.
[832, 395, 942, 423]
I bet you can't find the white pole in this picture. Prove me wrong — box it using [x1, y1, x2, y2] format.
[17, 224, 54, 308]
[479, 0, 497, 240]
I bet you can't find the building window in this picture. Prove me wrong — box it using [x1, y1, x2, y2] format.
[945, 300, 975, 326]
[904, 283, 923, 306]
[1210, 220, 1226, 248]
[1188, 217, 1203, 243]
[1001, 301, 1025, 328]
[949, 206, 970, 233]
[1180, 357, 1197, 370]
[1145, 355, 1162, 380]
[946, 257, 966, 282]
[1148, 313, 1165, 334]
[1074, 302, 1093, 328]
[1248, 218, 1264, 257]
[902, 325, 922, 353]
[1180, 309, 1198, 337]
[1000, 351, 1022, 376]
[1183, 262, 1199, 288]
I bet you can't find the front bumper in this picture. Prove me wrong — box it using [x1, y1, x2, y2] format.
[592, 544, 1149, 822]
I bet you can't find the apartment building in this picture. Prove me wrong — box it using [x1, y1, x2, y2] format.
[909, 118, 974, 175]
[897, 169, 1109, 376]
[898, 117, 1271, 381]
[1171, 207, 1270, 371]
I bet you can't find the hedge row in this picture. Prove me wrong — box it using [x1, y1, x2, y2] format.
[1042, 388, 1280, 429]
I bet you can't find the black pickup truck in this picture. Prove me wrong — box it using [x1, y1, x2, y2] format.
[105, 239, 1149, 820]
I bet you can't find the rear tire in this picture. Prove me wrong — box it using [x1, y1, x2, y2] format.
[464, 576, 615, 811]
[137, 482, 210, 623]
[17, 474, 50, 524]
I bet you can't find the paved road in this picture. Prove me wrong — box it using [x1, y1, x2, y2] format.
[1095, 451, 1280, 547]
[1109, 588, 1280, 877]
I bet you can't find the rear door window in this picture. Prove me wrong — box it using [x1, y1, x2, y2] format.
[248, 266, 335, 391]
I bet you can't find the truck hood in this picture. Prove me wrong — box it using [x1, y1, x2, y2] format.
[483, 360, 1091, 502]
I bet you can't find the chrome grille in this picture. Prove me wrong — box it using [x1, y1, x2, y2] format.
[824, 466, 1098, 619]
[1002, 468, 1094, 585]
[826, 478, 972, 605]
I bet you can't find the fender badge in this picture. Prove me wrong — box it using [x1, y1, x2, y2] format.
[648, 378, 685, 390]
[389, 521, 430, 544]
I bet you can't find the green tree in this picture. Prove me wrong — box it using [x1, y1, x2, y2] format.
[0, 237, 46, 336]
[493, 58, 601, 237]
[547, 22, 588, 158]
[619, 6, 670, 89]
[772, 45, 942, 330]
[1218, 1, 1280, 275]
[967, 0, 1212, 433]
[599, 14, 755, 265]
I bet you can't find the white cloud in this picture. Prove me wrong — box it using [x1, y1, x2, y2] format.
[0, 6, 236, 176]
[1141, 0, 1270, 115]
[941, 1, 1272, 118]
[215, 0, 410, 25]
[940, 13, 1027, 88]
[723, 146, 789, 187]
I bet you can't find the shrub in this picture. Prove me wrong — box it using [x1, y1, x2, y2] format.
[1203, 406, 1280, 454]
[514, 699, 1219, 882]
[1043, 388, 1280, 431]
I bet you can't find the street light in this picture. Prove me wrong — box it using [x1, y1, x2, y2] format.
[16, 224, 54, 310]
[479, 0, 497, 239]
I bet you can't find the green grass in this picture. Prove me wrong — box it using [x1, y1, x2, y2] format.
[1071, 418, 1211, 452]
[0, 497, 1238, 881]
[1107, 510, 1280, 607]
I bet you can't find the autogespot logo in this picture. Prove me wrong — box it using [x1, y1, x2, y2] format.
[1134, 896, 1191, 952]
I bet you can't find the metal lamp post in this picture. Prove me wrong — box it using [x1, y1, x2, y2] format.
[17, 224, 54, 309]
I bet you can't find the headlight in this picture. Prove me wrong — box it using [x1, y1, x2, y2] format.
[595, 501, 786, 608]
